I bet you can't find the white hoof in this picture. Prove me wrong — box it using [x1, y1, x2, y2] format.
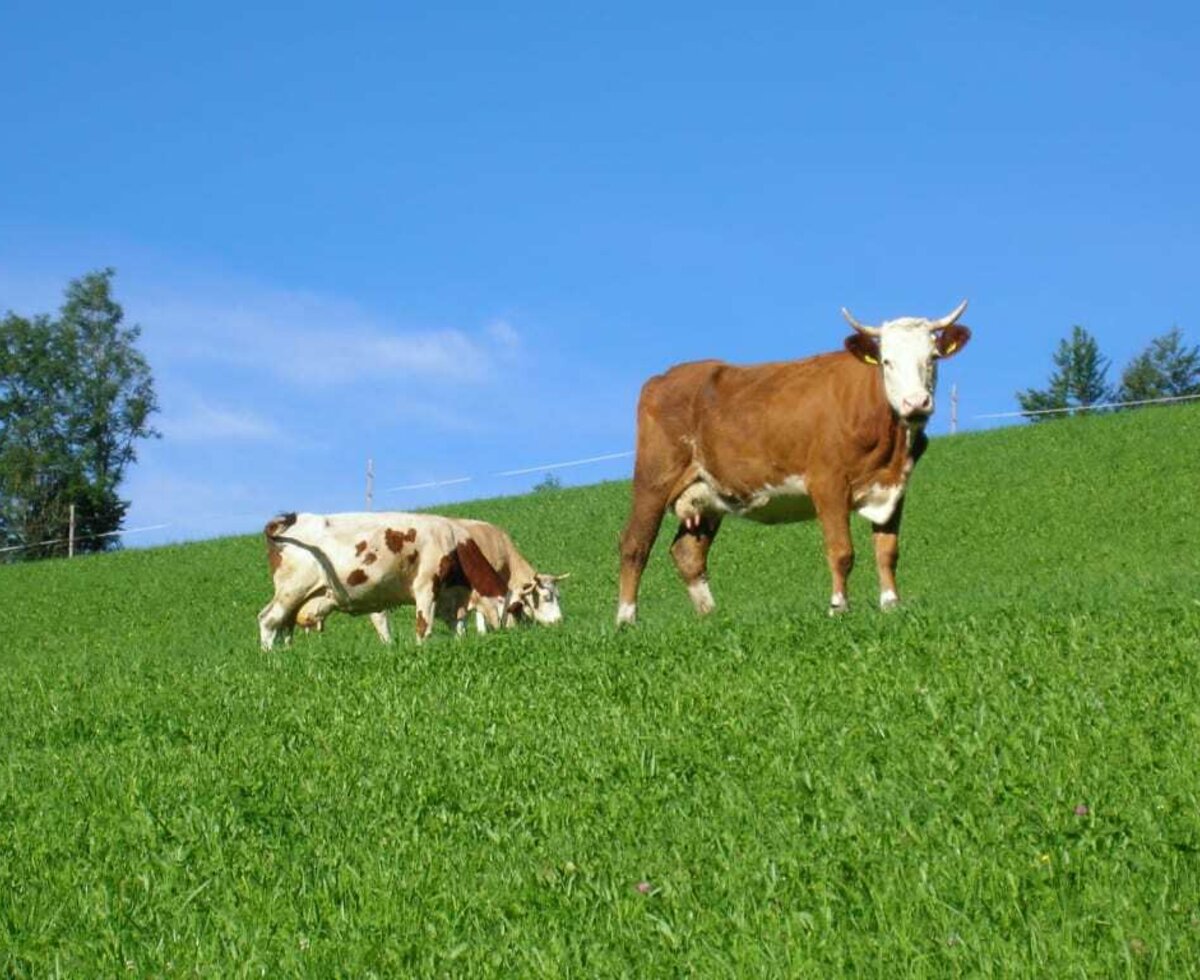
[880, 589, 899, 612]
[616, 602, 638, 627]
[688, 579, 715, 616]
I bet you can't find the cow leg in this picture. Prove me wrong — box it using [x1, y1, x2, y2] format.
[669, 515, 722, 616]
[815, 500, 854, 615]
[369, 611, 393, 643]
[258, 592, 304, 651]
[617, 485, 671, 626]
[872, 498, 905, 611]
[412, 582, 437, 643]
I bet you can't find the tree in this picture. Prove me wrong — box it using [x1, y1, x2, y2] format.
[532, 473, 562, 493]
[0, 270, 158, 559]
[1016, 325, 1113, 422]
[1117, 328, 1200, 404]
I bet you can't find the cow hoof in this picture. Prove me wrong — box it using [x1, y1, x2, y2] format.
[828, 602, 849, 617]
[688, 580, 715, 616]
[880, 591, 900, 612]
[616, 602, 638, 627]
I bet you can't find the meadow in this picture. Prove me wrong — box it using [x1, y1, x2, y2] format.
[2, 404, 1199, 975]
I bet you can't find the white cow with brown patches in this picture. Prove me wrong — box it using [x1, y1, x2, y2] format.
[258, 511, 510, 650]
[300, 517, 569, 641]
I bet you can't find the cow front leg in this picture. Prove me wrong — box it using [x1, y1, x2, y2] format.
[816, 501, 854, 615]
[669, 515, 722, 616]
[872, 498, 905, 611]
[412, 583, 437, 643]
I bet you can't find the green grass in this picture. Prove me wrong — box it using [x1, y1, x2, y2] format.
[2, 405, 1200, 975]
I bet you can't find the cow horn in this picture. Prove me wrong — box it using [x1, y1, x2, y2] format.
[929, 299, 969, 331]
[841, 307, 881, 337]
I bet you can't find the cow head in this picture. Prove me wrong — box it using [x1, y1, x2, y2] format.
[511, 573, 569, 625]
[842, 300, 971, 424]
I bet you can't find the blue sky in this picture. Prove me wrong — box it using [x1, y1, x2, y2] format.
[2, 2, 1197, 547]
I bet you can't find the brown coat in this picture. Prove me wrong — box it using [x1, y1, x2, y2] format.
[617, 313, 970, 623]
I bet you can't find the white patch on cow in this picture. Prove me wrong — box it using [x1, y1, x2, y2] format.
[880, 589, 899, 611]
[828, 591, 848, 616]
[617, 602, 638, 626]
[743, 475, 817, 525]
[854, 482, 905, 525]
[687, 579, 715, 615]
[676, 472, 816, 526]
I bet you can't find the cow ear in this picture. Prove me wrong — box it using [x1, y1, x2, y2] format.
[844, 334, 881, 365]
[935, 324, 971, 359]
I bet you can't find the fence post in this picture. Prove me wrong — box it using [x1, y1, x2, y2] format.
[950, 383, 958, 435]
[68, 504, 76, 558]
[365, 458, 374, 511]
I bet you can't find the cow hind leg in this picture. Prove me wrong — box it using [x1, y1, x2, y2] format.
[815, 501, 854, 615]
[369, 611, 393, 643]
[617, 487, 672, 626]
[669, 515, 722, 616]
[258, 593, 303, 651]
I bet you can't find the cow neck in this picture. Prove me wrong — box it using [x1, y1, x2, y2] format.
[854, 367, 922, 484]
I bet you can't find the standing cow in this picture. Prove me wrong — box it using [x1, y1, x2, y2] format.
[616, 301, 972, 623]
[259, 511, 511, 650]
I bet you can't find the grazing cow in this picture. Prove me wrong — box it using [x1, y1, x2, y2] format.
[258, 511, 511, 650]
[302, 517, 569, 640]
[616, 300, 972, 623]
[451, 518, 569, 632]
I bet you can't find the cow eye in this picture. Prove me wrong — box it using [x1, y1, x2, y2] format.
[883, 359, 893, 369]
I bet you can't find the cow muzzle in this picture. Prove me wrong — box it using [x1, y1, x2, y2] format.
[900, 392, 933, 419]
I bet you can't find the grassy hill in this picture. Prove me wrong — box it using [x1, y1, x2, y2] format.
[2, 405, 1199, 974]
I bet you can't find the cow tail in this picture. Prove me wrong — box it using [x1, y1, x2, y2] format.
[264, 512, 298, 540]
[264, 512, 298, 572]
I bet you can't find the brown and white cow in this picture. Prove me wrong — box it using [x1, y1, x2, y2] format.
[616, 300, 972, 623]
[258, 511, 511, 650]
[452, 518, 568, 632]
[299, 517, 569, 641]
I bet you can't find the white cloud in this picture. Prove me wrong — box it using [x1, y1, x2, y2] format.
[161, 399, 282, 443]
[136, 286, 509, 387]
[485, 318, 521, 350]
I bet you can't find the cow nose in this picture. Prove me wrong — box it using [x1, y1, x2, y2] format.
[901, 393, 933, 417]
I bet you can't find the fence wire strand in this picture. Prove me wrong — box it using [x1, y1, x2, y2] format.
[4, 392, 1198, 557]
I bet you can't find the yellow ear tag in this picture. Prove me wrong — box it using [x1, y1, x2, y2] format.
[863, 354, 878, 365]
[943, 342, 957, 355]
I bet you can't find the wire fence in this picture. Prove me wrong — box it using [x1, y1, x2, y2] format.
[972, 391, 1200, 419]
[3, 391, 1197, 558]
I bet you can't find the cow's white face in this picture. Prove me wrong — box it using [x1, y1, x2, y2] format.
[843, 302, 972, 424]
[878, 319, 940, 421]
[515, 574, 566, 625]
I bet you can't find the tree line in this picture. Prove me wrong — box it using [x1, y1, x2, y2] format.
[1, 270, 158, 560]
[1017, 325, 1200, 420]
